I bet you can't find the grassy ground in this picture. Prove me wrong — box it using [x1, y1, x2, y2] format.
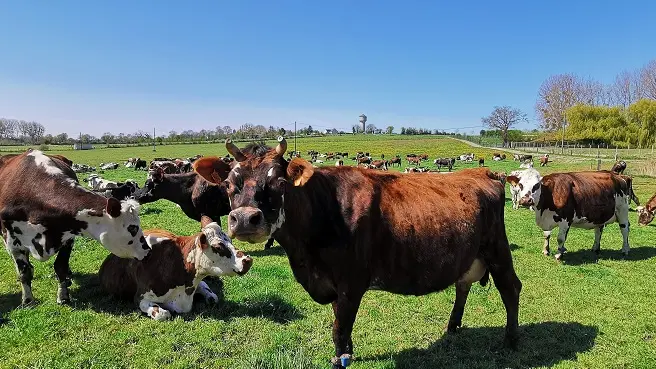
[1, 135, 655, 368]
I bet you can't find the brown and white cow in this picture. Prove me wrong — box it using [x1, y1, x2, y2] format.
[0, 150, 150, 305]
[194, 138, 521, 368]
[539, 154, 549, 167]
[521, 171, 634, 260]
[637, 192, 656, 226]
[99, 215, 252, 320]
[506, 168, 542, 210]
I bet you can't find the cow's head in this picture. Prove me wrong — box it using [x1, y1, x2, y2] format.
[80, 198, 150, 260]
[637, 205, 655, 226]
[189, 215, 253, 276]
[507, 169, 542, 208]
[194, 137, 311, 244]
[133, 168, 166, 203]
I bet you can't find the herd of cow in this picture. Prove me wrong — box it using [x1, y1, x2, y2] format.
[0, 140, 652, 369]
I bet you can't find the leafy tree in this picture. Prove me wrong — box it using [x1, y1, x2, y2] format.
[481, 106, 527, 147]
[627, 99, 656, 146]
[386, 126, 394, 134]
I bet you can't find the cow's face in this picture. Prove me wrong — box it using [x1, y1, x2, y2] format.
[507, 169, 542, 208]
[194, 138, 311, 244]
[192, 216, 253, 276]
[88, 198, 150, 260]
[637, 206, 655, 226]
[134, 169, 164, 202]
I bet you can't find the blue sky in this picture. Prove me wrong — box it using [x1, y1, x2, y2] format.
[1, 1, 655, 136]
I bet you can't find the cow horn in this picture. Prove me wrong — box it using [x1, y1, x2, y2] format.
[275, 136, 287, 157]
[225, 138, 246, 162]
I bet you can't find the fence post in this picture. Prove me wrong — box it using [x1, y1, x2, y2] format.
[615, 146, 618, 162]
[597, 145, 601, 170]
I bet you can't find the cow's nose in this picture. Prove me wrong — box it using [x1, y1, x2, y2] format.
[228, 207, 265, 236]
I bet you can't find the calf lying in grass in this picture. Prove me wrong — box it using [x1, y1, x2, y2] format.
[99, 216, 252, 320]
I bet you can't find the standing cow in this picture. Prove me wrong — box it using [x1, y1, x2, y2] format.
[506, 168, 542, 210]
[0, 150, 150, 305]
[520, 171, 634, 260]
[193, 138, 522, 368]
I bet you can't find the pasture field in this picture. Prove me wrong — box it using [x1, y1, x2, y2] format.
[1, 135, 655, 369]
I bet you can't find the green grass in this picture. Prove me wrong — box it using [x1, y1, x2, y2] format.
[1, 135, 655, 368]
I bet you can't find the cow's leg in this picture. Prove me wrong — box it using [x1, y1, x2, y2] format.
[264, 238, 274, 249]
[592, 225, 604, 256]
[616, 207, 630, 255]
[446, 281, 471, 333]
[330, 291, 363, 369]
[554, 223, 570, 261]
[195, 281, 219, 304]
[138, 299, 172, 321]
[54, 240, 73, 304]
[542, 230, 552, 256]
[7, 245, 35, 305]
[488, 238, 521, 348]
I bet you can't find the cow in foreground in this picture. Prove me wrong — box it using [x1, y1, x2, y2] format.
[99, 215, 252, 320]
[194, 138, 522, 368]
[520, 171, 634, 260]
[133, 165, 276, 249]
[0, 150, 150, 305]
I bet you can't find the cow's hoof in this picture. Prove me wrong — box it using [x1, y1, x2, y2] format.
[153, 309, 172, 321]
[204, 293, 219, 304]
[20, 298, 35, 307]
[554, 253, 563, 261]
[542, 250, 550, 256]
[503, 333, 519, 350]
[56, 296, 71, 305]
[444, 321, 460, 334]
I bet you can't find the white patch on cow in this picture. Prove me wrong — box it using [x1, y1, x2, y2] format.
[269, 194, 286, 237]
[267, 167, 274, 177]
[75, 199, 149, 260]
[5, 221, 56, 261]
[144, 235, 171, 247]
[458, 258, 487, 284]
[61, 231, 75, 244]
[28, 150, 63, 176]
[141, 285, 194, 314]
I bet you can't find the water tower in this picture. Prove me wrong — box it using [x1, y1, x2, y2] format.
[359, 114, 367, 134]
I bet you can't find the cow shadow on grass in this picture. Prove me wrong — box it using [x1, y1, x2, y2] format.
[385, 322, 597, 369]
[70, 273, 302, 324]
[246, 246, 287, 257]
[140, 207, 163, 216]
[559, 246, 656, 266]
[509, 243, 521, 251]
[0, 292, 23, 322]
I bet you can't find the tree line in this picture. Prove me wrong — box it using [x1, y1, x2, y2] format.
[535, 59, 656, 146]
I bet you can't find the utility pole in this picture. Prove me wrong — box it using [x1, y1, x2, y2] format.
[294, 121, 297, 155]
[153, 127, 156, 151]
[561, 118, 565, 154]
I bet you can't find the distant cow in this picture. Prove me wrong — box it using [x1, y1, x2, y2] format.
[100, 162, 119, 170]
[459, 153, 475, 161]
[99, 216, 252, 320]
[515, 154, 532, 162]
[86, 174, 118, 190]
[125, 158, 139, 168]
[193, 138, 521, 366]
[357, 157, 371, 165]
[0, 150, 149, 305]
[521, 171, 634, 260]
[388, 157, 402, 167]
[370, 160, 388, 170]
[418, 153, 429, 161]
[506, 168, 541, 210]
[479, 158, 485, 167]
[101, 180, 140, 200]
[539, 154, 549, 167]
[72, 163, 95, 173]
[406, 156, 421, 165]
[150, 160, 178, 174]
[134, 159, 147, 170]
[433, 158, 453, 172]
[637, 192, 656, 226]
[519, 160, 534, 169]
[611, 160, 627, 175]
[335, 160, 344, 167]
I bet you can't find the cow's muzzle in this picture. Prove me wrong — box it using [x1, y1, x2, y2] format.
[228, 207, 269, 243]
[518, 196, 534, 207]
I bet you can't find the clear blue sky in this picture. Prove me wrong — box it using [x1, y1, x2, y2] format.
[1, 1, 655, 136]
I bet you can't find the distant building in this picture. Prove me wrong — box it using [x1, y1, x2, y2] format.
[73, 143, 94, 150]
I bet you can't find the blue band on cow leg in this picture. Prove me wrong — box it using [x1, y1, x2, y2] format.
[330, 354, 353, 368]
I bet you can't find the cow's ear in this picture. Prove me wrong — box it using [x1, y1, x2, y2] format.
[200, 215, 214, 228]
[106, 197, 122, 218]
[506, 175, 520, 186]
[287, 158, 314, 186]
[197, 233, 208, 249]
[194, 156, 232, 183]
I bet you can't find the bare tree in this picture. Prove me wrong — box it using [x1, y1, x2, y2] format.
[640, 59, 656, 100]
[365, 124, 377, 134]
[610, 70, 642, 107]
[481, 106, 527, 147]
[535, 74, 586, 131]
[17, 121, 45, 143]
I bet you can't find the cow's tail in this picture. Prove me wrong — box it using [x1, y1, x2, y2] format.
[624, 176, 640, 206]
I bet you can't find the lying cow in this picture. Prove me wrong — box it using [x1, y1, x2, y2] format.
[86, 174, 118, 190]
[134, 159, 147, 170]
[0, 150, 149, 305]
[99, 216, 252, 320]
[519, 160, 534, 169]
[637, 192, 656, 225]
[506, 168, 541, 210]
[540, 154, 549, 167]
[100, 162, 119, 170]
[521, 171, 634, 260]
[101, 180, 140, 200]
[194, 138, 522, 366]
[611, 160, 627, 175]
